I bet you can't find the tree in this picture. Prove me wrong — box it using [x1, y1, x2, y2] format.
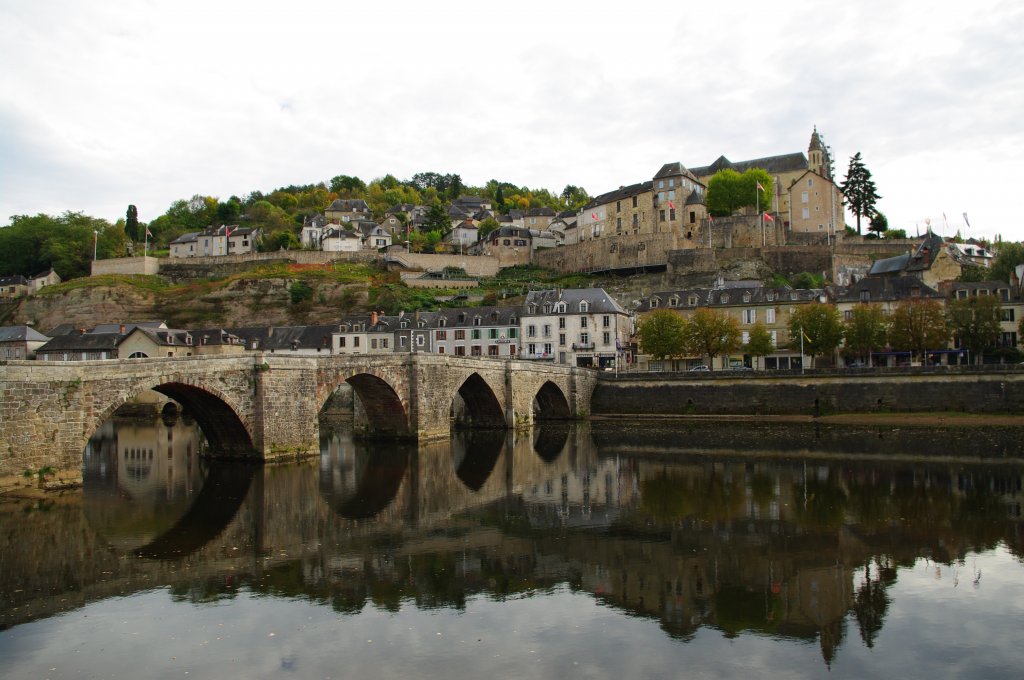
[744, 322, 774, 369]
[706, 168, 774, 217]
[477, 217, 500, 241]
[947, 294, 1002, 364]
[560, 185, 590, 211]
[887, 299, 949, 363]
[788, 303, 844, 367]
[125, 205, 140, 241]
[885, 228, 907, 240]
[329, 174, 366, 196]
[682, 308, 741, 370]
[843, 304, 888, 363]
[840, 152, 881, 235]
[637, 309, 686, 361]
[421, 203, 451, 235]
[868, 210, 888, 237]
[988, 241, 1024, 284]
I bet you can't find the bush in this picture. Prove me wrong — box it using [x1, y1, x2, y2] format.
[289, 281, 313, 305]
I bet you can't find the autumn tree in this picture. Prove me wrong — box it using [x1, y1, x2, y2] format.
[843, 304, 888, 364]
[744, 321, 775, 369]
[887, 299, 949, 363]
[947, 294, 1002, 364]
[788, 303, 844, 367]
[841, 152, 881, 235]
[682, 308, 741, 370]
[637, 309, 686, 361]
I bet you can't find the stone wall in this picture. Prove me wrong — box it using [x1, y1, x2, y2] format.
[91, 256, 160, 276]
[590, 368, 1024, 417]
[534, 233, 679, 274]
[385, 252, 501, 277]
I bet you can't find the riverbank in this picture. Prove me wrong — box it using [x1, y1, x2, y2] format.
[590, 412, 1024, 427]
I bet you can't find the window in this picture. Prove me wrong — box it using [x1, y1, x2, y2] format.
[1002, 308, 1016, 322]
[528, 343, 537, 355]
[603, 332, 610, 345]
[802, 191, 809, 203]
[603, 315, 610, 327]
[668, 190, 675, 200]
[544, 343, 553, 355]
[669, 209, 676, 221]
[580, 301, 589, 312]
[488, 345, 499, 356]
[339, 337, 347, 348]
[472, 329, 481, 340]
[658, 180, 664, 188]
[770, 330, 777, 346]
[436, 330, 447, 340]
[354, 337, 360, 347]
[371, 339, 378, 349]
[742, 331, 750, 344]
[616, 200, 621, 211]
[743, 309, 756, 324]
[802, 208, 810, 219]
[860, 291, 871, 303]
[766, 308, 776, 324]
[400, 336, 407, 347]
[559, 333, 566, 346]
[528, 325, 537, 337]
[543, 324, 552, 337]
[455, 346, 466, 356]
[488, 328, 497, 339]
[558, 317, 566, 329]
[632, 214, 638, 227]
[689, 211, 696, 223]
[455, 330, 465, 340]
[508, 328, 517, 338]
[660, 210, 666, 222]
[416, 335, 424, 346]
[617, 217, 622, 230]
[579, 332, 590, 345]
[650, 298, 659, 308]
[580, 316, 588, 328]
[438, 346, 445, 354]
[632, 196, 638, 208]
[669, 179, 674, 188]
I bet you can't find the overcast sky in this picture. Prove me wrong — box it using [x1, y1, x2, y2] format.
[2, 0, 1021, 242]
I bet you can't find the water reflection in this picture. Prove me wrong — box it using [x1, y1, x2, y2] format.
[2, 420, 1024, 677]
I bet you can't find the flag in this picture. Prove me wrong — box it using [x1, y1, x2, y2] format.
[963, 212, 971, 228]
[145, 228, 153, 238]
[707, 213, 714, 223]
[802, 330, 813, 345]
[763, 212, 775, 223]
[225, 226, 235, 238]
[591, 212, 597, 219]
[756, 181, 765, 192]
[668, 201, 675, 209]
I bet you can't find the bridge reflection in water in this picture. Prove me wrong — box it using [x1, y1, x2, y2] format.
[2, 418, 1023, 676]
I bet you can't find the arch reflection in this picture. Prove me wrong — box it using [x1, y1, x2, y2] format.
[319, 429, 412, 519]
[452, 428, 507, 490]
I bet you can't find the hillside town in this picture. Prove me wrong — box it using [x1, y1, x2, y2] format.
[2, 129, 1021, 369]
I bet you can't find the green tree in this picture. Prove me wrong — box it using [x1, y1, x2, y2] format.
[477, 217, 500, 241]
[260, 230, 300, 251]
[329, 174, 366, 196]
[788, 303, 844, 367]
[840, 152, 881, 235]
[868, 210, 888, 237]
[947, 294, 1002, 364]
[637, 309, 686, 361]
[744, 321, 774, 369]
[706, 168, 774, 217]
[843, 304, 888, 363]
[682, 308, 741, 370]
[885, 228, 907, 239]
[125, 205, 140, 241]
[988, 241, 1024, 284]
[887, 299, 949, 363]
[560, 185, 590, 211]
[421, 203, 451, 235]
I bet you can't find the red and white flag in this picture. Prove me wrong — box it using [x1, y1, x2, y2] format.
[668, 201, 675, 209]
[591, 212, 597, 219]
[145, 228, 153, 238]
[756, 181, 765, 192]
[763, 212, 774, 223]
[225, 226, 235, 238]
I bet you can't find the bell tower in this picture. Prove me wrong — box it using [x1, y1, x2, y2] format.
[808, 126, 833, 179]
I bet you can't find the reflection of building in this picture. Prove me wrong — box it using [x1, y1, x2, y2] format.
[522, 458, 637, 528]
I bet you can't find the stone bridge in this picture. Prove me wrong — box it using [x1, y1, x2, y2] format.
[0, 354, 596, 477]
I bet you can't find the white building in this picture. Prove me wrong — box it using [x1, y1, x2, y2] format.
[521, 288, 631, 368]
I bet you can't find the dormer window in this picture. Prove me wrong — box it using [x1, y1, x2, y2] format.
[418, 321, 426, 328]
[439, 318, 447, 327]
[543, 304, 551, 313]
[474, 316, 482, 326]
[668, 297, 679, 307]
[650, 298, 660, 308]
[579, 301, 589, 312]
[860, 291, 871, 303]
[401, 321, 409, 328]
[688, 295, 698, 306]
[509, 315, 517, 324]
[767, 292, 775, 302]
[529, 305, 537, 314]
[720, 294, 729, 304]
[555, 302, 566, 313]
[458, 313, 466, 323]
[742, 293, 751, 303]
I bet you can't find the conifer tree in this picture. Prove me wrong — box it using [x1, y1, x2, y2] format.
[841, 153, 881, 235]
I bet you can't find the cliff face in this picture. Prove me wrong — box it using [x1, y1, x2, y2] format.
[14, 278, 370, 334]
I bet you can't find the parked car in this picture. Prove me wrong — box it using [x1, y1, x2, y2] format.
[689, 365, 710, 371]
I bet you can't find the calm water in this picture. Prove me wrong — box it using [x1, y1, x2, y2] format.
[2, 416, 1023, 679]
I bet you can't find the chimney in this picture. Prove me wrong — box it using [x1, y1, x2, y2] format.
[119, 324, 126, 334]
[371, 311, 378, 325]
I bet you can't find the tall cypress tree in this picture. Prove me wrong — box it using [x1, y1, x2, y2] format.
[841, 153, 881, 235]
[125, 204, 140, 241]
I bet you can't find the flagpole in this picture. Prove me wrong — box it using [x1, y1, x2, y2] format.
[800, 325, 805, 375]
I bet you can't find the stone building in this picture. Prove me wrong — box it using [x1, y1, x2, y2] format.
[0, 325, 51, 359]
[417, 307, 521, 358]
[521, 288, 631, 368]
[638, 282, 826, 370]
[169, 225, 260, 258]
[325, 199, 372, 223]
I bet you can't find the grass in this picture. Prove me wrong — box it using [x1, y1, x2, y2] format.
[37, 274, 171, 295]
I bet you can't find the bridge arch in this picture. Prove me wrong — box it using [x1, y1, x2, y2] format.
[91, 379, 256, 458]
[317, 369, 412, 439]
[533, 380, 572, 421]
[452, 372, 506, 430]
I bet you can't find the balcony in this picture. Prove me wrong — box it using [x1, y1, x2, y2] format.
[572, 342, 595, 351]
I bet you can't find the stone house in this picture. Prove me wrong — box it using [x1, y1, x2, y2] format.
[422, 307, 520, 358]
[325, 199, 372, 223]
[942, 280, 1022, 352]
[639, 283, 825, 370]
[30, 268, 61, 292]
[0, 275, 30, 298]
[521, 288, 631, 368]
[525, 207, 556, 231]
[786, 170, 844, 238]
[867, 233, 963, 289]
[0, 325, 51, 359]
[35, 331, 122, 361]
[189, 328, 248, 355]
[321, 226, 363, 252]
[651, 162, 707, 244]
[226, 325, 336, 354]
[118, 327, 196, 358]
[169, 225, 259, 258]
[448, 219, 479, 252]
[333, 313, 396, 355]
[578, 181, 654, 242]
[476, 226, 534, 266]
[355, 221, 392, 250]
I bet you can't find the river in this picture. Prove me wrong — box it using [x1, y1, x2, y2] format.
[1, 414, 1023, 679]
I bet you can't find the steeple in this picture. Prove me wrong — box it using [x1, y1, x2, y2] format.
[808, 126, 834, 180]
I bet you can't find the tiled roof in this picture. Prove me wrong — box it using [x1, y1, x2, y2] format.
[523, 288, 628, 315]
[0, 325, 50, 343]
[690, 152, 808, 177]
[583, 181, 654, 210]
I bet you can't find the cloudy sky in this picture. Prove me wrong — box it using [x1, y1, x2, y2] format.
[2, 0, 1021, 242]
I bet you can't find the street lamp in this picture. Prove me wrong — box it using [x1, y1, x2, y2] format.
[93, 230, 99, 261]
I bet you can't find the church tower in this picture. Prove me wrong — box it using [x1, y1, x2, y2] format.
[808, 126, 833, 180]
